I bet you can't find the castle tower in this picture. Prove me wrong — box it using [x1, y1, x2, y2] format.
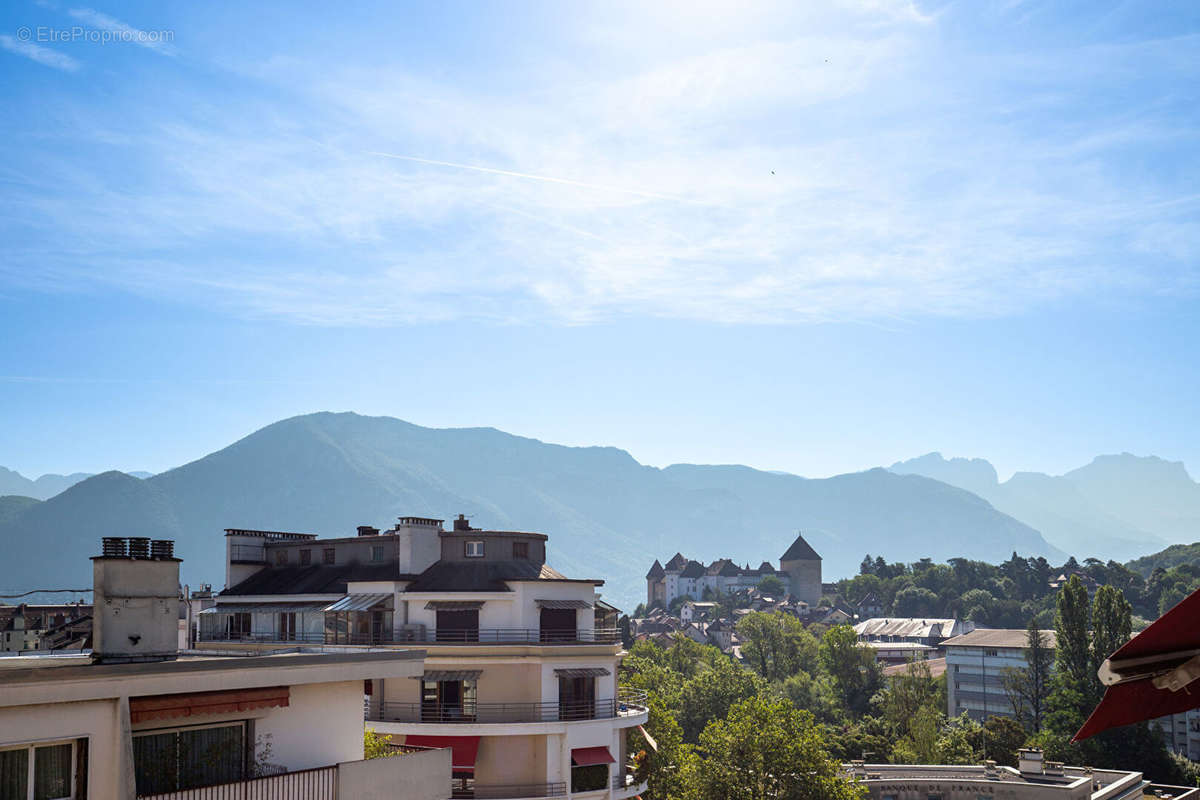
[780, 532, 822, 608]
[646, 559, 666, 608]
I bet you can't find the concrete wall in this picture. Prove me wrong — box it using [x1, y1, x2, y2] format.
[255, 681, 366, 769]
[781, 558, 821, 608]
[338, 749, 450, 800]
[475, 734, 547, 787]
[0, 698, 123, 800]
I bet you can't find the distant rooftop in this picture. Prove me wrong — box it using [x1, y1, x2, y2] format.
[942, 628, 1058, 649]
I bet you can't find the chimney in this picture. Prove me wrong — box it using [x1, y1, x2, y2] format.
[91, 537, 181, 664]
[357, 525, 380, 537]
[453, 514, 471, 531]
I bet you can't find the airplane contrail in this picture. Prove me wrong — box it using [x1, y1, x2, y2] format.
[367, 151, 682, 202]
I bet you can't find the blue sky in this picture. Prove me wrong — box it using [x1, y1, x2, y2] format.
[1, 0, 1198, 481]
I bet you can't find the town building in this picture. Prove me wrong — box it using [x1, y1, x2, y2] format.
[645, 532, 822, 610]
[200, 514, 650, 799]
[0, 536, 450, 800]
[843, 748, 1198, 799]
[0, 603, 92, 652]
[942, 628, 1057, 721]
[853, 618, 972, 665]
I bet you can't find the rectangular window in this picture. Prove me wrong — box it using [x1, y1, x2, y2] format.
[512, 541, 529, 559]
[322, 548, 335, 565]
[299, 549, 311, 566]
[0, 740, 81, 800]
[370, 545, 384, 562]
[133, 723, 246, 795]
[274, 550, 287, 566]
[436, 609, 479, 642]
[465, 541, 484, 558]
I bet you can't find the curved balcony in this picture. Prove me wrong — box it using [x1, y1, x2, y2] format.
[451, 781, 566, 799]
[367, 689, 649, 727]
[196, 628, 622, 647]
[612, 772, 649, 800]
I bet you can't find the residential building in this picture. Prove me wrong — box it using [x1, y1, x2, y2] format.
[942, 628, 1058, 721]
[200, 514, 650, 800]
[1150, 709, 1200, 762]
[0, 603, 92, 652]
[843, 748, 1198, 799]
[645, 532, 822, 610]
[0, 536, 450, 800]
[853, 618, 972, 665]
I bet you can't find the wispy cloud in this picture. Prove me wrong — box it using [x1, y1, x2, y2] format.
[1, 2, 1197, 326]
[67, 7, 175, 55]
[0, 35, 79, 71]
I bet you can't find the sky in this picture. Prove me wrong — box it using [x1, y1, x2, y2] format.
[1, 0, 1198, 482]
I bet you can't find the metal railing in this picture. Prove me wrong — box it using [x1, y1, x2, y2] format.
[137, 764, 335, 800]
[369, 689, 647, 725]
[372, 698, 618, 724]
[196, 628, 622, 646]
[451, 781, 567, 799]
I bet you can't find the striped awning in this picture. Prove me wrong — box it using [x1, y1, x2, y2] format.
[324, 593, 392, 612]
[199, 603, 328, 614]
[130, 687, 289, 723]
[554, 667, 610, 678]
[425, 601, 485, 611]
[535, 599, 592, 610]
[412, 670, 483, 681]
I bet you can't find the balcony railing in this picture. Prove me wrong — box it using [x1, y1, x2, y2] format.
[369, 689, 648, 725]
[372, 698, 617, 724]
[451, 782, 567, 799]
[196, 628, 622, 646]
[228, 544, 266, 563]
[137, 764, 336, 800]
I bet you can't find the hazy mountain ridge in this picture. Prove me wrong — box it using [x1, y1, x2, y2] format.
[0, 413, 1063, 607]
[890, 452, 1200, 560]
[0, 467, 154, 500]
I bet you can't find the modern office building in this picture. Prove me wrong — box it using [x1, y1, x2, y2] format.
[200, 514, 649, 799]
[942, 628, 1057, 721]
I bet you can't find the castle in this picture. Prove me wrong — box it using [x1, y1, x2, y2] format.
[645, 532, 822, 610]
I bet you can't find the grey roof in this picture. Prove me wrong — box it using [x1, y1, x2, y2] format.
[535, 599, 592, 610]
[325, 593, 392, 612]
[554, 667, 610, 678]
[646, 560, 666, 579]
[405, 560, 598, 592]
[780, 532, 821, 562]
[415, 670, 482, 681]
[224, 563, 403, 596]
[854, 618, 959, 639]
[680, 560, 706, 578]
[941, 628, 1058, 650]
[664, 553, 688, 571]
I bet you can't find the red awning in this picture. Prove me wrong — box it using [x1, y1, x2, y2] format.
[405, 735, 480, 772]
[571, 746, 615, 766]
[129, 687, 289, 724]
[1075, 587, 1200, 742]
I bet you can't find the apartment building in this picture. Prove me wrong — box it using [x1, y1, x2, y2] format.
[0, 536, 450, 800]
[942, 628, 1058, 721]
[0, 603, 92, 652]
[200, 514, 650, 800]
[843, 748, 1198, 799]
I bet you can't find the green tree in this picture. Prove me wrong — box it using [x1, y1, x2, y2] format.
[633, 698, 695, 800]
[737, 612, 819, 682]
[686, 696, 866, 800]
[363, 727, 395, 759]
[999, 618, 1054, 732]
[678, 658, 766, 742]
[877, 658, 940, 738]
[757, 574, 786, 596]
[819, 625, 882, 716]
[983, 715, 1029, 767]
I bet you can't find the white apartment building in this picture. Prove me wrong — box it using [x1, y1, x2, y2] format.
[942, 628, 1058, 721]
[201, 515, 650, 800]
[844, 748, 1199, 799]
[0, 536, 450, 800]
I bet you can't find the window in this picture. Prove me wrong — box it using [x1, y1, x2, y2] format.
[133, 723, 246, 795]
[274, 550, 287, 566]
[0, 740, 83, 800]
[421, 679, 478, 722]
[513, 541, 529, 559]
[322, 548, 335, 565]
[464, 541, 484, 558]
[299, 549, 311, 566]
[370, 545, 384, 562]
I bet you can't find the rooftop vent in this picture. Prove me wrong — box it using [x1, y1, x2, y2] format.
[91, 537, 181, 664]
[453, 514, 472, 531]
[357, 525, 380, 537]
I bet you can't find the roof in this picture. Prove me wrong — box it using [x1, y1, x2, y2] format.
[679, 560, 706, 579]
[664, 553, 688, 571]
[646, 560, 665, 579]
[940, 628, 1058, 650]
[404, 560, 599, 592]
[439, 529, 548, 541]
[854, 618, 959, 639]
[780, 532, 821, 562]
[224, 563, 403, 596]
[883, 657, 948, 680]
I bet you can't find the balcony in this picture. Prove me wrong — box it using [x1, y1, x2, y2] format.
[196, 628, 622, 647]
[451, 781, 567, 799]
[228, 544, 266, 563]
[612, 771, 649, 799]
[138, 765, 337, 800]
[368, 689, 648, 726]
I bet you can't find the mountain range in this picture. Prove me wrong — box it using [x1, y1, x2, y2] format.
[0, 467, 153, 500]
[0, 412, 1070, 609]
[889, 452, 1200, 561]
